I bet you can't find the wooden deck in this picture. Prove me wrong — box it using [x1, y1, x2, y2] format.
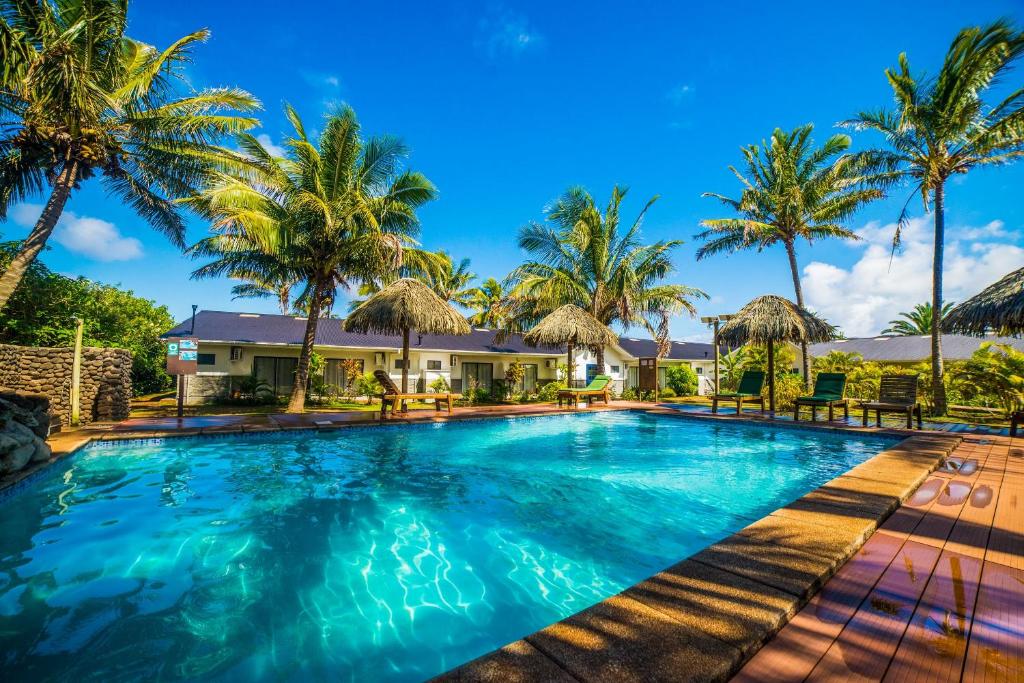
[733, 433, 1024, 682]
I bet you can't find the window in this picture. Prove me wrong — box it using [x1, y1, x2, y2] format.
[462, 362, 493, 391]
[394, 359, 408, 369]
[325, 358, 364, 389]
[253, 356, 298, 395]
[512, 364, 538, 393]
[197, 353, 216, 366]
[427, 360, 442, 370]
[695, 367, 703, 375]
[610, 365, 620, 374]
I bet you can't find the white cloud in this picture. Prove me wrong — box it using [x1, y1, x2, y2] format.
[666, 84, 695, 105]
[476, 7, 543, 58]
[255, 133, 286, 157]
[12, 203, 143, 261]
[301, 72, 342, 92]
[803, 215, 1024, 337]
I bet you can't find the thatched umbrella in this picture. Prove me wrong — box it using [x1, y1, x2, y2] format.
[522, 304, 617, 387]
[943, 266, 1024, 336]
[343, 279, 471, 402]
[718, 295, 836, 412]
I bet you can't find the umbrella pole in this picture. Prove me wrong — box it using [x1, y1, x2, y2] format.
[767, 339, 776, 414]
[401, 326, 410, 413]
[566, 341, 575, 389]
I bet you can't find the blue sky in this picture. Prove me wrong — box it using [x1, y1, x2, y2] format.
[6, 0, 1024, 340]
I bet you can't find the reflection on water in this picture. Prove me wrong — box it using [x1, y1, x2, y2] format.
[0, 412, 891, 681]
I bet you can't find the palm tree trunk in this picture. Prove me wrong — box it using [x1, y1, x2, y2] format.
[931, 183, 948, 416]
[0, 161, 78, 311]
[785, 240, 812, 390]
[400, 326, 411, 412]
[595, 345, 605, 375]
[287, 278, 324, 413]
[767, 338, 776, 413]
[566, 341, 575, 388]
[278, 286, 290, 314]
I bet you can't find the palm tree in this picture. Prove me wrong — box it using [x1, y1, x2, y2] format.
[231, 273, 301, 314]
[696, 124, 884, 388]
[346, 250, 470, 310]
[427, 252, 476, 306]
[844, 21, 1024, 415]
[466, 277, 507, 328]
[882, 301, 955, 336]
[506, 185, 705, 370]
[189, 105, 437, 412]
[0, 0, 259, 309]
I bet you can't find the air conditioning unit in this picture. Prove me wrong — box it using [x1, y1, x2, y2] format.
[450, 355, 458, 366]
[230, 346, 242, 361]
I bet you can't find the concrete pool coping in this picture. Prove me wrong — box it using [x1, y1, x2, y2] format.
[0, 404, 961, 681]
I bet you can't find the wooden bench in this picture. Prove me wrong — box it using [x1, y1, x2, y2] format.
[859, 374, 923, 429]
[373, 370, 455, 417]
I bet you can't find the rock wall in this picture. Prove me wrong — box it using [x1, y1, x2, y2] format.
[0, 391, 51, 476]
[0, 344, 132, 424]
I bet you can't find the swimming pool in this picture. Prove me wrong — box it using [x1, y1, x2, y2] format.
[0, 411, 894, 681]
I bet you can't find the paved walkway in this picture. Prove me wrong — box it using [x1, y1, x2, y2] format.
[733, 432, 1023, 682]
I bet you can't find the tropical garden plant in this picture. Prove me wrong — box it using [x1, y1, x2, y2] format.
[697, 124, 885, 387]
[0, 0, 260, 310]
[882, 302, 955, 335]
[505, 185, 705, 369]
[844, 20, 1024, 414]
[188, 105, 436, 412]
[665, 364, 698, 396]
[952, 342, 1024, 416]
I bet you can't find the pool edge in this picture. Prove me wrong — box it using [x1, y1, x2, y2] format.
[430, 416, 962, 683]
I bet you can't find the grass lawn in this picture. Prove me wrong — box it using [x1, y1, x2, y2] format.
[130, 392, 432, 419]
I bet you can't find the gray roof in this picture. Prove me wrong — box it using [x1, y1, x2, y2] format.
[616, 336, 723, 362]
[809, 334, 1024, 362]
[164, 310, 719, 361]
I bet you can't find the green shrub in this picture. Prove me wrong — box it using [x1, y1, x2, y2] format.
[429, 376, 451, 392]
[665, 365, 698, 396]
[659, 387, 677, 398]
[537, 381, 566, 402]
[355, 372, 382, 402]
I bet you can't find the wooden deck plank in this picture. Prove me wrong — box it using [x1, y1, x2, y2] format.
[962, 560, 1024, 682]
[732, 532, 905, 683]
[883, 550, 984, 682]
[733, 437, 1018, 683]
[804, 540, 942, 682]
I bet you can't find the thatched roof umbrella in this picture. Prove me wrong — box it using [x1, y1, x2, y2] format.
[943, 266, 1024, 336]
[522, 305, 617, 388]
[718, 295, 836, 412]
[343, 279, 470, 403]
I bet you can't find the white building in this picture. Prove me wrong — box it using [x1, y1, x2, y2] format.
[164, 310, 723, 404]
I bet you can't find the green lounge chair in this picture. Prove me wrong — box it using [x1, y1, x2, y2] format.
[711, 371, 766, 414]
[558, 375, 612, 407]
[860, 374, 922, 429]
[794, 372, 849, 422]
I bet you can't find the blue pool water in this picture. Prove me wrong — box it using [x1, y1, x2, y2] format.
[0, 411, 893, 681]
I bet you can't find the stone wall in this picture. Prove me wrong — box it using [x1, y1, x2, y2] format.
[0, 344, 132, 424]
[0, 391, 51, 476]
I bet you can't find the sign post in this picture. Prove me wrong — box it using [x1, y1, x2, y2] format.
[166, 337, 198, 418]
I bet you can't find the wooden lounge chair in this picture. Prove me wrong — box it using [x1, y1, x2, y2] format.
[860, 374, 923, 429]
[558, 375, 612, 407]
[1012, 411, 1023, 437]
[373, 369, 455, 417]
[794, 372, 849, 422]
[711, 371, 766, 414]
